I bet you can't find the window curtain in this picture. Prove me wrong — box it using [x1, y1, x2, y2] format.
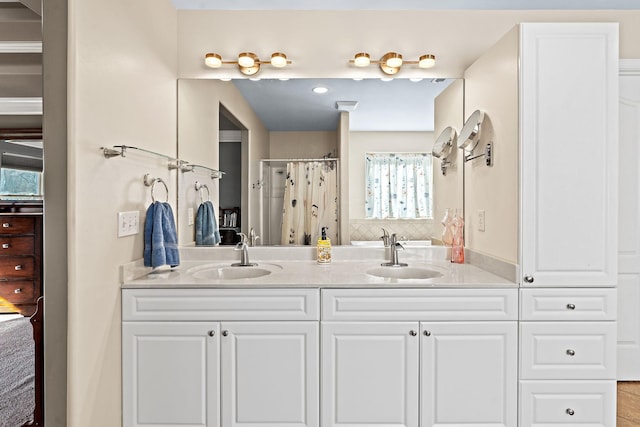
[281, 161, 338, 245]
[365, 153, 432, 219]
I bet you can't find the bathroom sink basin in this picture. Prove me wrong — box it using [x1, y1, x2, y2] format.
[188, 263, 282, 280]
[366, 266, 442, 280]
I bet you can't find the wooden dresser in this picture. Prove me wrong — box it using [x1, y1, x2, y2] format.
[0, 202, 43, 316]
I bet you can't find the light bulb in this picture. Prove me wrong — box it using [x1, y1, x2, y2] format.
[204, 53, 222, 68]
[418, 54, 436, 68]
[238, 53, 256, 68]
[385, 53, 403, 68]
[270, 53, 288, 68]
[353, 53, 370, 67]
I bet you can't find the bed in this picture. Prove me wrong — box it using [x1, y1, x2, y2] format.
[0, 297, 43, 427]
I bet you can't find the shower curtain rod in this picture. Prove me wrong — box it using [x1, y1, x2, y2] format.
[260, 158, 338, 162]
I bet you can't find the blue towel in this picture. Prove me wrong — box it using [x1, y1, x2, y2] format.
[144, 201, 180, 268]
[195, 201, 221, 246]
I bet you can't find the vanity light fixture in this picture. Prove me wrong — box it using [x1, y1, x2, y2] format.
[458, 109, 493, 166]
[350, 51, 436, 75]
[204, 51, 291, 76]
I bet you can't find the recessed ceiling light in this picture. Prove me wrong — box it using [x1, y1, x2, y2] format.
[313, 86, 329, 94]
[380, 77, 394, 82]
[352, 77, 364, 81]
[249, 78, 261, 81]
[279, 77, 290, 81]
[409, 78, 423, 82]
[220, 77, 232, 82]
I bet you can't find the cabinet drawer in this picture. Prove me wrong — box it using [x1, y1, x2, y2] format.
[0, 217, 35, 235]
[122, 288, 320, 321]
[519, 380, 615, 427]
[322, 288, 518, 321]
[520, 322, 616, 379]
[0, 236, 35, 255]
[520, 288, 616, 321]
[0, 281, 35, 304]
[0, 257, 34, 278]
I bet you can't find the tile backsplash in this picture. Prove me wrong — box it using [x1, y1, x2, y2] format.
[349, 219, 434, 242]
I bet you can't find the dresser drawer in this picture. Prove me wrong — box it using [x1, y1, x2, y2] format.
[520, 322, 616, 379]
[122, 288, 320, 321]
[0, 236, 35, 256]
[0, 281, 35, 304]
[519, 380, 615, 426]
[520, 288, 616, 321]
[322, 288, 518, 321]
[0, 257, 35, 278]
[0, 217, 35, 235]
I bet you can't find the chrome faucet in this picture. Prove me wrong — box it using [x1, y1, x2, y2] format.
[249, 227, 260, 247]
[232, 233, 257, 267]
[380, 228, 391, 247]
[381, 233, 408, 267]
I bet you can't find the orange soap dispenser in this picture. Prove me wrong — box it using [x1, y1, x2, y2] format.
[317, 227, 332, 264]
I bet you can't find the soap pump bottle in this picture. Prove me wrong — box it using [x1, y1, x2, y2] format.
[317, 227, 332, 264]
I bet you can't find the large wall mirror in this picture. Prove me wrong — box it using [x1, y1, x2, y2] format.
[177, 77, 464, 247]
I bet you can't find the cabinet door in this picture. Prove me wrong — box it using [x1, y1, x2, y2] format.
[122, 322, 219, 427]
[420, 322, 517, 427]
[321, 322, 419, 427]
[520, 23, 618, 287]
[221, 321, 319, 427]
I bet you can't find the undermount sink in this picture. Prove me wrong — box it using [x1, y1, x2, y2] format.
[366, 266, 442, 280]
[188, 263, 282, 280]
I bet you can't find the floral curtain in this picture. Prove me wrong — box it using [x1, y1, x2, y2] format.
[365, 153, 432, 219]
[281, 161, 338, 245]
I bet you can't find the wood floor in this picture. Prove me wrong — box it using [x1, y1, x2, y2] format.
[618, 382, 640, 426]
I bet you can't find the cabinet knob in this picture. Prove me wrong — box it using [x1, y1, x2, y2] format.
[566, 349, 576, 356]
[524, 275, 534, 283]
[423, 330, 431, 336]
[409, 330, 417, 336]
[208, 330, 215, 337]
[222, 330, 229, 337]
[2, 243, 9, 249]
[2, 223, 10, 228]
[567, 303, 576, 310]
[14, 288, 22, 294]
[566, 408, 575, 416]
[14, 265, 22, 271]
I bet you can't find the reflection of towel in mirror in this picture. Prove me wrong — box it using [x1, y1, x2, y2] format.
[196, 201, 221, 246]
[144, 201, 180, 268]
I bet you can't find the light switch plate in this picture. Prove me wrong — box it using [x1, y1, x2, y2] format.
[188, 208, 194, 226]
[118, 211, 140, 237]
[477, 210, 486, 232]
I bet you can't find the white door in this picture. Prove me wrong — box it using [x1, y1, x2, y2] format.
[519, 23, 618, 287]
[220, 321, 319, 427]
[420, 322, 517, 427]
[618, 65, 640, 379]
[122, 322, 220, 427]
[321, 322, 419, 427]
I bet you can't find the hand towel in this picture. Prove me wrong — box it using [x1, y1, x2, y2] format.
[144, 201, 180, 268]
[195, 200, 221, 246]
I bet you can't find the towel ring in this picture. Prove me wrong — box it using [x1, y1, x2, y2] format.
[143, 173, 169, 203]
[195, 181, 210, 203]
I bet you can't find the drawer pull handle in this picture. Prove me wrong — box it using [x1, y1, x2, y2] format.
[524, 275, 534, 283]
[14, 265, 22, 271]
[566, 408, 575, 416]
[2, 223, 10, 228]
[423, 330, 431, 336]
[566, 349, 576, 356]
[222, 330, 229, 337]
[208, 330, 215, 337]
[14, 288, 22, 294]
[2, 243, 9, 249]
[409, 330, 417, 336]
[567, 303, 576, 310]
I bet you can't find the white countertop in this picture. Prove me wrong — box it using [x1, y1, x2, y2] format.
[122, 246, 516, 289]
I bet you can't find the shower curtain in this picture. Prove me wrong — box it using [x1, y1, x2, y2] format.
[280, 160, 338, 245]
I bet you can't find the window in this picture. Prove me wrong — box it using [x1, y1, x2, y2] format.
[365, 153, 432, 219]
[0, 168, 42, 197]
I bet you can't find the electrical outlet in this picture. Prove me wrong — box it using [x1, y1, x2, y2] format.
[478, 210, 486, 232]
[118, 211, 140, 237]
[188, 208, 194, 226]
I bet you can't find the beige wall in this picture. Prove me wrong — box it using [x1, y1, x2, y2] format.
[432, 79, 465, 242]
[177, 80, 269, 245]
[67, 0, 178, 425]
[463, 26, 520, 263]
[269, 131, 337, 159]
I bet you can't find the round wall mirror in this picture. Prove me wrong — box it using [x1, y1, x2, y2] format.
[458, 109, 485, 151]
[432, 126, 457, 159]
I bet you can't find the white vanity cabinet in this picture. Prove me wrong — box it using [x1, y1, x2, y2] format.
[122, 288, 320, 427]
[321, 288, 518, 427]
[519, 23, 618, 287]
